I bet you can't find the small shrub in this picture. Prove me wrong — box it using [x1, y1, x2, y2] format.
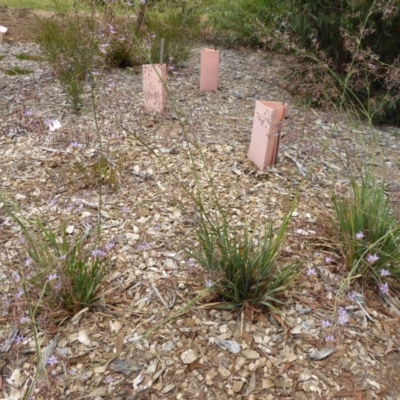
[284, 0, 400, 126]
[36, 14, 100, 112]
[193, 213, 299, 311]
[332, 169, 400, 292]
[2, 198, 114, 321]
[70, 155, 122, 191]
[143, 0, 203, 65]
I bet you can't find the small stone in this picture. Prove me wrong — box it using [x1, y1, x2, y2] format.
[218, 365, 231, 379]
[232, 380, 244, 392]
[162, 384, 175, 394]
[242, 349, 260, 360]
[180, 349, 197, 364]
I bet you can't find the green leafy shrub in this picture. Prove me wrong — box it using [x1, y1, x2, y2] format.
[205, 0, 286, 46]
[193, 212, 300, 310]
[332, 169, 400, 292]
[285, 0, 400, 125]
[143, 0, 203, 65]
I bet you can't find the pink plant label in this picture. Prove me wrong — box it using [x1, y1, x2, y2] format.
[143, 64, 167, 113]
[248, 101, 287, 169]
[200, 48, 219, 92]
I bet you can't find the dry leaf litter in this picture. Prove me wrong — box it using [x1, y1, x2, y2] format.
[0, 8, 400, 400]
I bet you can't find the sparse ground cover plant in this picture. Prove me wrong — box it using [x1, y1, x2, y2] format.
[15, 52, 43, 61]
[3, 66, 33, 75]
[331, 168, 400, 293]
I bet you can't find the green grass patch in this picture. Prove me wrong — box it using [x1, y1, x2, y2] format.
[3, 66, 33, 75]
[16, 53, 43, 61]
[0, 0, 74, 12]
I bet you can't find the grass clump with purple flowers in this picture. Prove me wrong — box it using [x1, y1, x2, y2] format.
[332, 168, 400, 294]
[193, 212, 300, 311]
[2, 197, 114, 321]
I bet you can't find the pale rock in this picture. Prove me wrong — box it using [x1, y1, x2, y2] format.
[162, 384, 175, 393]
[242, 349, 260, 360]
[232, 380, 244, 392]
[77, 330, 91, 346]
[218, 364, 231, 379]
[254, 336, 263, 344]
[180, 349, 197, 364]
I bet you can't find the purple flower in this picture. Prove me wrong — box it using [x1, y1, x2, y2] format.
[104, 242, 115, 251]
[306, 268, 316, 276]
[46, 119, 61, 131]
[380, 269, 390, 277]
[380, 283, 389, 295]
[187, 258, 196, 267]
[48, 198, 57, 207]
[14, 274, 21, 283]
[24, 110, 33, 117]
[91, 248, 106, 258]
[81, 372, 89, 381]
[122, 206, 130, 214]
[106, 376, 114, 384]
[54, 282, 61, 291]
[314, 252, 320, 257]
[366, 254, 379, 264]
[136, 243, 151, 251]
[325, 256, 333, 264]
[108, 25, 116, 34]
[25, 257, 32, 267]
[59, 254, 66, 260]
[70, 141, 81, 149]
[355, 232, 365, 240]
[16, 290, 24, 299]
[348, 292, 356, 302]
[321, 320, 331, 328]
[14, 335, 24, 345]
[325, 335, 336, 343]
[46, 355, 58, 366]
[205, 279, 213, 288]
[65, 205, 74, 212]
[20, 316, 30, 324]
[140, 0, 146, 4]
[91, 70, 100, 76]
[338, 307, 349, 325]
[47, 273, 58, 282]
